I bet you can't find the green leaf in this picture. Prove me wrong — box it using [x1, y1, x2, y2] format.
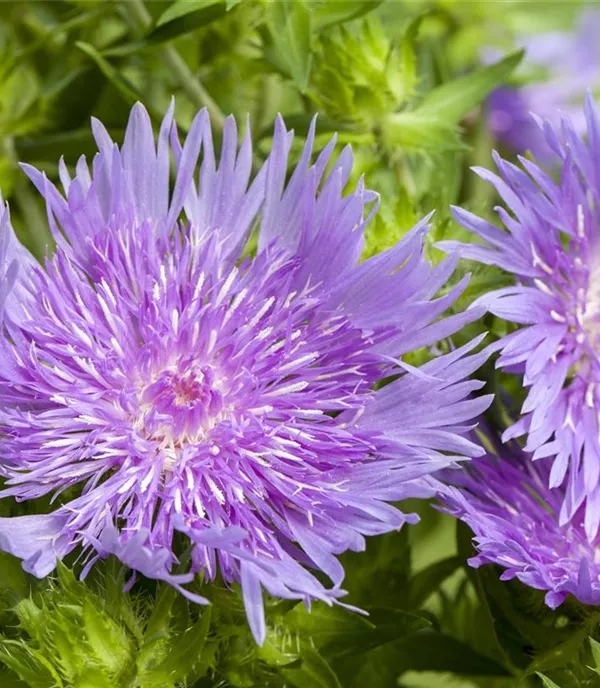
[0, 640, 64, 688]
[407, 556, 462, 608]
[344, 608, 430, 658]
[74, 670, 114, 688]
[156, 0, 222, 26]
[265, 0, 312, 91]
[589, 637, 600, 675]
[340, 529, 412, 609]
[82, 600, 132, 675]
[141, 607, 212, 684]
[416, 51, 524, 123]
[279, 647, 342, 688]
[392, 629, 511, 677]
[537, 674, 563, 688]
[285, 603, 429, 660]
[149, 0, 227, 44]
[397, 15, 423, 101]
[526, 621, 600, 678]
[16, 129, 123, 164]
[285, 604, 374, 650]
[143, 584, 178, 644]
[0, 668, 28, 687]
[0, 553, 29, 600]
[312, 1, 384, 31]
[380, 112, 465, 152]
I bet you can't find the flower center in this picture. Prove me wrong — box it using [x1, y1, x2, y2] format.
[139, 361, 223, 444]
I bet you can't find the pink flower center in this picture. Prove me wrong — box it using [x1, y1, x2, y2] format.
[139, 361, 224, 444]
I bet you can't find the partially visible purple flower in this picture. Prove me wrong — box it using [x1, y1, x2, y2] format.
[441, 92, 600, 540]
[486, 7, 600, 159]
[0, 102, 491, 643]
[439, 426, 600, 610]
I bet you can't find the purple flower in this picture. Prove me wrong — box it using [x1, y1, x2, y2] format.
[486, 8, 600, 159]
[441, 92, 600, 540]
[439, 426, 600, 610]
[0, 102, 490, 643]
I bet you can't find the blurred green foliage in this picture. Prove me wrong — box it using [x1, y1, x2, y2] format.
[0, 0, 597, 687]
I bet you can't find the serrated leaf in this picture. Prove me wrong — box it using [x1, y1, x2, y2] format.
[13, 599, 44, 645]
[537, 674, 563, 688]
[82, 600, 132, 675]
[141, 607, 211, 684]
[398, 15, 423, 101]
[312, 1, 384, 31]
[279, 647, 342, 688]
[265, 0, 312, 91]
[0, 639, 64, 688]
[415, 51, 523, 124]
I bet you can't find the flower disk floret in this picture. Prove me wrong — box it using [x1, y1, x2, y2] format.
[0, 102, 490, 643]
[441, 92, 600, 542]
[440, 426, 600, 611]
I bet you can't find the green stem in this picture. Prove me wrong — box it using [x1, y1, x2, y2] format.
[123, 0, 226, 131]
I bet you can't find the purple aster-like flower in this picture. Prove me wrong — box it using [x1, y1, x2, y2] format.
[439, 425, 600, 610]
[486, 7, 600, 159]
[0, 101, 491, 643]
[441, 92, 600, 541]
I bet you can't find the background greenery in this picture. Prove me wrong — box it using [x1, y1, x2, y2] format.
[0, 1, 597, 687]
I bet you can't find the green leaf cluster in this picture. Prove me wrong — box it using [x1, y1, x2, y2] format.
[0, 561, 214, 688]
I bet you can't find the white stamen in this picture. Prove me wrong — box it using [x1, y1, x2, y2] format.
[577, 204, 585, 238]
[531, 243, 553, 275]
[265, 380, 310, 397]
[587, 383, 596, 408]
[140, 466, 155, 492]
[533, 278, 553, 296]
[207, 329, 218, 354]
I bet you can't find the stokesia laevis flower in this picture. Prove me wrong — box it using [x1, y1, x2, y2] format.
[439, 425, 600, 610]
[0, 101, 491, 643]
[486, 7, 600, 160]
[440, 92, 600, 542]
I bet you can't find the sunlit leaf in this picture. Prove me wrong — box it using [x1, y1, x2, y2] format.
[537, 674, 563, 688]
[156, 0, 222, 27]
[278, 648, 342, 688]
[312, 0, 384, 31]
[415, 51, 524, 123]
[380, 112, 465, 152]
